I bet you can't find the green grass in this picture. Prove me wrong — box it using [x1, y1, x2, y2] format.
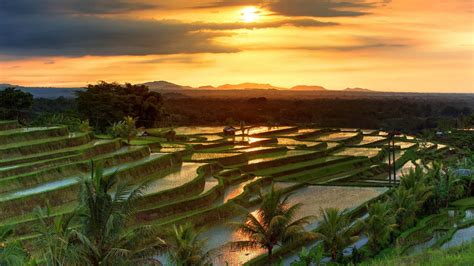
[451, 197, 474, 208]
[0, 132, 92, 160]
[0, 132, 88, 149]
[129, 136, 166, 145]
[0, 120, 18, 130]
[361, 242, 474, 266]
[0, 146, 148, 193]
[276, 157, 369, 183]
[0, 139, 120, 167]
[0, 126, 65, 136]
[252, 156, 346, 176]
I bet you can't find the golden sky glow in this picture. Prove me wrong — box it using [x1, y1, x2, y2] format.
[0, 0, 473, 92]
[241, 6, 260, 23]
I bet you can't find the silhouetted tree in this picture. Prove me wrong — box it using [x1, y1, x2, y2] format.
[76, 82, 163, 131]
[0, 87, 33, 122]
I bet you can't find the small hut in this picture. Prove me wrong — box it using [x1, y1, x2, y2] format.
[223, 126, 236, 136]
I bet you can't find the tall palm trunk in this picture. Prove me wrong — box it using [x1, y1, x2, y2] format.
[267, 246, 273, 264]
[331, 245, 337, 261]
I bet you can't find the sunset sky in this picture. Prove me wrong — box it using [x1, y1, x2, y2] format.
[0, 0, 473, 92]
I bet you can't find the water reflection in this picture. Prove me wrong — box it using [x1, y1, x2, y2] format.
[206, 185, 386, 264]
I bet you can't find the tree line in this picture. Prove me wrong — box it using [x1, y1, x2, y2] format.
[2, 82, 472, 137]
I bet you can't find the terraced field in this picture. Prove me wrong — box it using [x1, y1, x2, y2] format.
[0, 122, 451, 264]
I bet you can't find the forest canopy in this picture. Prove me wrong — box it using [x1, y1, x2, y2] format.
[76, 82, 163, 131]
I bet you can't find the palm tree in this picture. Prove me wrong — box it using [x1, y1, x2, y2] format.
[388, 188, 418, 232]
[362, 202, 396, 253]
[427, 162, 465, 208]
[0, 226, 29, 266]
[108, 116, 137, 144]
[290, 243, 324, 266]
[123, 116, 138, 144]
[35, 162, 165, 265]
[232, 185, 315, 263]
[77, 162, 164, 265]
[400, 167, 433, 212]
[33, 207, 88, 265]
[315, 208, 355, 261]
[165, 223, 210, 266]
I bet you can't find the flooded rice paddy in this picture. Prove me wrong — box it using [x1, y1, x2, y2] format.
[206, 185, 387, 264]
[143, 163, 204, 195]
[334, 147, 382, 158]
[0, 123, 450, 265]
[316, 132, 359, 142]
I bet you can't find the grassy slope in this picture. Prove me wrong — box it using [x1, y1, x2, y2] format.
[362, 242, 474, 266]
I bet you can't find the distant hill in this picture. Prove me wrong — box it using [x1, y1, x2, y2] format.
[217, 83, 283, 90]
[0, 84, 81, 98]
[141, 80, 192, 90]
[0, 83, 19, 89]
[1, 81, 386, 99]
[198, 85, 217, 90]
[290, 85, 326, 91]
[344, 87, 374, 92]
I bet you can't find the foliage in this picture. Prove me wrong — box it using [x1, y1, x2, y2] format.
[232, 185, 315, 262]
[76, 82, 163, 131]
[34, 113, 91, 132]
[79, 119, 93, 132]
[399, 167, 433, 213]
[163, 96, 472, 133]
[33, 207, 88, 265]
[430, 166, 465, 208]
[165, 223, 210, 266]
[0, 226, 29, 266]
[290, 243, 325, 266]
[0, 87, 34, 121]
[360, 241, 474, 266]
[77, 163, 164, 265]
[314, 208, 355, 262]
[362, 202, 396, 253]
[35, 163, 165, 265]
[108, 116, 137, 143]
[387, 188, 418, 232]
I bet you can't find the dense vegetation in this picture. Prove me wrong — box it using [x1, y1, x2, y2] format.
[162, 97, 474, 133]
[2, 82, 473, 138]
[76, 82, 163, 131]
[0, 88, 33, 122]
[361, 241, 474, 266]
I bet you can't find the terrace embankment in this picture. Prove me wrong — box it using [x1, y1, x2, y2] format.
[0, 123, 454, 263]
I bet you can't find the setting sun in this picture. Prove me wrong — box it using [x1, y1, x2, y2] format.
[241, 6, 259, 23]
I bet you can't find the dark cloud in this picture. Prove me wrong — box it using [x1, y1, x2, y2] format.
[0, 0, 160, 15]
[195, 18, 337, 30]
[194, 0, 390, 17]
[268, 0, 371, 17]
[0, 15, 237, 57]
[0, 11, 333, 58]
[137, 55, 210, 65]
[289, 43, 408, 51]
[245, 36, 411, 52]
[194, 0, 261, 9]
[0, 0, 370, 58]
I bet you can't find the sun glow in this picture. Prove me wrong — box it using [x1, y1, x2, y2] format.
[241, 6, 259, 23]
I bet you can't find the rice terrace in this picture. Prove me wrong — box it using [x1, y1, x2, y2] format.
[1, 0, 474, 264]
[0, 116, 472, 264]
